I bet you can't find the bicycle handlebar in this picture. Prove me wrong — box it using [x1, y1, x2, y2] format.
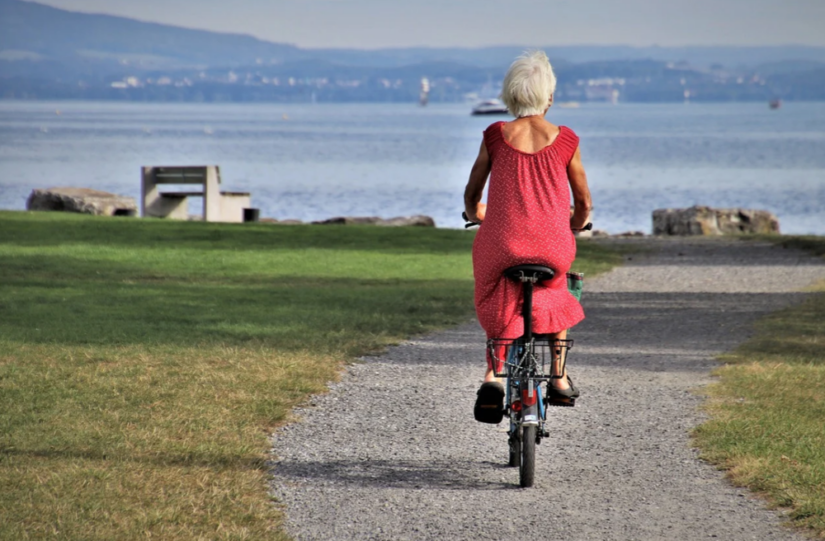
[462, 212, 593, 232]
[461, 211, 478, 229]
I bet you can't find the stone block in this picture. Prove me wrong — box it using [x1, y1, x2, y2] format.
[312, 215, 435, 227]
[26, 187, 137, 216]
[652, 205, 780, 236]
[376, 215, 436, 227]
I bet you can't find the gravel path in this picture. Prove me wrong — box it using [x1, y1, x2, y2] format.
[269, 237, 825, 541]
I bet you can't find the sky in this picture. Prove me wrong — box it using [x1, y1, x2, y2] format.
[30, 0, 825, 49]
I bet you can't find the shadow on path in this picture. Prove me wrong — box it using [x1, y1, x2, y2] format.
[273, 458, 511, 491]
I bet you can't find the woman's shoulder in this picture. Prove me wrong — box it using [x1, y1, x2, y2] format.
[482, 121, 506, 151]
[483, 121, 506, 137]
[558, 125, 579, 141]
[554, 126, 580, 161]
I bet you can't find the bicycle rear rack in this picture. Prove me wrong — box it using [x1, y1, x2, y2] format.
[487, 338, 573, 379]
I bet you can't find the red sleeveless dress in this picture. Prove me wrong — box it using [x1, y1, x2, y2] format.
[473, 121, 585, 358]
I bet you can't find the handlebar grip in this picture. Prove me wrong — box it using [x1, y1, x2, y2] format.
[462, 211, 480, 228]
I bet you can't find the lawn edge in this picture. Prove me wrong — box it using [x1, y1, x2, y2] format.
[692, 234, 825, 539]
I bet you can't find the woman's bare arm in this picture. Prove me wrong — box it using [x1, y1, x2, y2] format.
[464, 141, 491, 222]
[568, 147, 592, 230]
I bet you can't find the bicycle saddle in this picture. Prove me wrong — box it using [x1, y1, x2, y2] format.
[504, 264, 555, 283]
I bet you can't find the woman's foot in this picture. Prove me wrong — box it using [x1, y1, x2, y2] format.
[550, 375, 571, 391]
[548, 369, 577, 393]
[483, 367, 499, 383]
[474, 381, 505, 423]
[546, 375, 579, 407]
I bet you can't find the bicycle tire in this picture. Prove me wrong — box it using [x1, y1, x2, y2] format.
[520, 425, 536, 488]
[508, 428, 520, 468]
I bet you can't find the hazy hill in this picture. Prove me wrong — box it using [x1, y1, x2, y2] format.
[2, 0, 824, 102]
[309, 45, 825, 71]
[0, 0, 300, 69]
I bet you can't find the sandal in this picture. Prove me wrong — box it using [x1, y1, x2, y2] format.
[545, 376, 579, 408]
[474, 381, 505, 424]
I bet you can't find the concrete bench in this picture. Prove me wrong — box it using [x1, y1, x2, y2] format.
[141, 166, 251, 222]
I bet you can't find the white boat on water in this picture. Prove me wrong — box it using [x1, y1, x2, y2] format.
[420, 77, 430, 106]
[471, 99, 510, 116]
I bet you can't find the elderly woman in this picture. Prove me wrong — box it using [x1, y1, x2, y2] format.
[464, 51, 592, 423]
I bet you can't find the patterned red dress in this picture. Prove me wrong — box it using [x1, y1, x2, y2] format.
[473, 121, 585, 361]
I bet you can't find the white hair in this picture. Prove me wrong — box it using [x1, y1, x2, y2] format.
[500, 50, 557, 117]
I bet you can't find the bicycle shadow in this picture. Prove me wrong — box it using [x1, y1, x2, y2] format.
[272, 457, 516, 491]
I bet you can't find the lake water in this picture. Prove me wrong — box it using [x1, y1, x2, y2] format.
[1, 101, 823, 233]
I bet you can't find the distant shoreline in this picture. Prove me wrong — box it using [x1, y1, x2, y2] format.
[3, 98, 825, 105]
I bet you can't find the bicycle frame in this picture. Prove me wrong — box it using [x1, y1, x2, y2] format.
[492, 269, 573, 437]
[487, 269, 576, 487]
[490, 335, 574, 486]
[498, 340, 552, 437]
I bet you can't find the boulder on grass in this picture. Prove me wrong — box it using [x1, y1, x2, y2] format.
[27, 187, 137, 217]
[260, 218, 305, 225]
[312, 215, 436, 227]
[652, 206, 779, 236]
[313, 216, 381, 225]
[376, 215, 436, 227]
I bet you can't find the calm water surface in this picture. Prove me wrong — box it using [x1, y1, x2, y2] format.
[1, 101, 823, 233]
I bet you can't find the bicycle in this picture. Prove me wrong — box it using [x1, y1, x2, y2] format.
[464, 212, 588, 487]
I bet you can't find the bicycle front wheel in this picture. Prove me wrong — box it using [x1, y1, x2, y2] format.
[519, 425, 536, 488]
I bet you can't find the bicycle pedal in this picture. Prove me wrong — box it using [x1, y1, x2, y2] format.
[545, 398, 575, 408]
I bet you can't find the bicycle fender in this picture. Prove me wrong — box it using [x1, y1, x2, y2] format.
[522, 403, 539, 426]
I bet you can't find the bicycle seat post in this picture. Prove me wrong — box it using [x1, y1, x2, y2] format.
[503, 265, 555, 344]
[521, 274, 534, 343]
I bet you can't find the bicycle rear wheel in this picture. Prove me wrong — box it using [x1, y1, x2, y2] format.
[520, 425, 536, 487]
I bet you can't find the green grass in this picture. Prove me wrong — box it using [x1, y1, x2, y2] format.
[0, 211, 621, 540]
[694, 235, 825, 538]
[771, 235, 825, 258]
